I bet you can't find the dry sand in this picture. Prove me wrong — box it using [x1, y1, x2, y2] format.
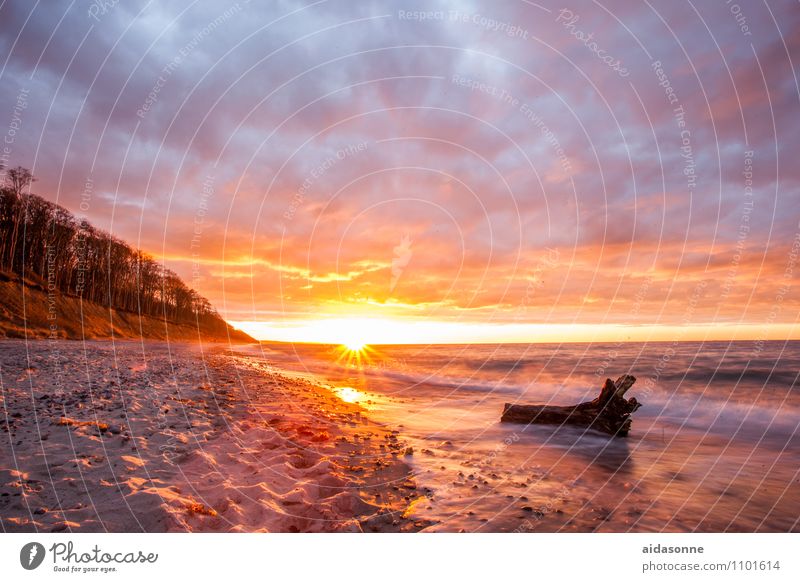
[0, 340, 428, 532]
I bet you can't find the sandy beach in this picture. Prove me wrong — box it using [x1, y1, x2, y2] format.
[0, 340, 427, 532]
[3, 338, 798, 533]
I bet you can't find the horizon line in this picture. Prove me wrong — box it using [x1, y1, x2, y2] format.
[228, 319, 800, 345]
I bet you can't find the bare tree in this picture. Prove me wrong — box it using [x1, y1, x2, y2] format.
[6, 166, 36, 196]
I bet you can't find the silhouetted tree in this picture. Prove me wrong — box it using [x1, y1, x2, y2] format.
[0, 167, 223, 327]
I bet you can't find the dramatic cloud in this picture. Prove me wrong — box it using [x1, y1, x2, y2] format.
[1, 0, 798, 338]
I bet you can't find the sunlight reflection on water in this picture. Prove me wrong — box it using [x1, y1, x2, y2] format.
[334, 386, 363, 403]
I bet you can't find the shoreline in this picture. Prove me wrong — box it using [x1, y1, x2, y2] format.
[5, 338, 798, 533]
[0, 339, 427, 532]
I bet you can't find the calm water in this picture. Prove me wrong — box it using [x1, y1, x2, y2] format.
[238, 340, 800, 532]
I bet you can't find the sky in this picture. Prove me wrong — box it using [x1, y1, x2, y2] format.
[1, 0, 799, 343]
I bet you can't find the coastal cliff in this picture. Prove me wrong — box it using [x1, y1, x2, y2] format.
[0, 270, 253, 342]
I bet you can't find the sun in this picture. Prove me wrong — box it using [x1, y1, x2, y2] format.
[336, 333, 372, 368]
[343, 339, 366, 351]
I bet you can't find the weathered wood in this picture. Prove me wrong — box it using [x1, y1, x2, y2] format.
[501, 375, 642, 437]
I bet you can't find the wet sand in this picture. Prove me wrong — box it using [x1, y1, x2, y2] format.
[0, 340, 427, 532]
[231, 341, 800, 532]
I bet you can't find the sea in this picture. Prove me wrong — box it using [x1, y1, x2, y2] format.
[238, 340, 800, 532]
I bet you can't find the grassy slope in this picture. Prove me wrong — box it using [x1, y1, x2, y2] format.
[0, 271, 254, 343]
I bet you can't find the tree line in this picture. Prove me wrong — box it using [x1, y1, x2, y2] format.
[0, 166, 225, 328]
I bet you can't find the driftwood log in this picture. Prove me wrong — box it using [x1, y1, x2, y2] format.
[501, 375, 642, 437]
